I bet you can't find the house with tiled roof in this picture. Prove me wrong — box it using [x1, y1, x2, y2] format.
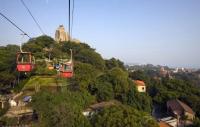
[133, 80, 146, 92]
[167, 99, 195, 120]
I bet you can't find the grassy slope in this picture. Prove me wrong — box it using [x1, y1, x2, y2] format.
[23, 76, 57, 90]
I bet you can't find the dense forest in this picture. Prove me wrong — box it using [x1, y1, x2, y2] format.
[0, 35, 200, 127]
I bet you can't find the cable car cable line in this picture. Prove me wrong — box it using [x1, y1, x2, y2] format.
[68, 0, 71, 41]
[20, 0, 45, 35]
[16, 33, 35, 72]
[71, 0, 75, 38]
[59, 0, 74, 78]
[0, 12, 31, 39]
[20, 33, 26, 52]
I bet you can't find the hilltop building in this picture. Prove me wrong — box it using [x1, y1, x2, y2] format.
[55, 25, 80, 44]
[133, 80, 146, 92]
[55, 25, 69, 42]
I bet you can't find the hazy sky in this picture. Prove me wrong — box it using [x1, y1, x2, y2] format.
[0, 0, 200, 68]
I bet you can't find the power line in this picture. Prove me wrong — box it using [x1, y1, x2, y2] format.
[0, 12, 31, 39]
[20, 0, 45, 35]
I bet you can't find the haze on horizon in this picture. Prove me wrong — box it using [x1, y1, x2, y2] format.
[0, 0, 200, 68]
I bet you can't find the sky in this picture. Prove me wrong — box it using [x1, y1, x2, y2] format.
[0, 0, 200, 68]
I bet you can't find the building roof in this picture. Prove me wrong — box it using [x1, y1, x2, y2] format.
[167, 99, 195, 115]
[159, 121, 172, 127]
[90, 100, 119, 110]
[84, 100, 120, 112]
[133, 80, 146, 86]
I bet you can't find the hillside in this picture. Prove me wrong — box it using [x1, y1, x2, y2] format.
[0, 35, 200, 127]
[1, 36, 200, 127]
[0, 36, 158, 126]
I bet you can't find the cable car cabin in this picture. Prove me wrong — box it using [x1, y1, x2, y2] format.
[48, 66, 54, 70]
[60, 63, 73, 78]
[16, 52, 35, 72]
[47, 62, 54, 70]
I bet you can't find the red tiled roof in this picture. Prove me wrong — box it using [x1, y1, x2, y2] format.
[133, 80, 145, 86]
[159, 121, 171, 127]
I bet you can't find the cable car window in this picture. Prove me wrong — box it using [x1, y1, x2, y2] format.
[64, 64, 72, 71]
[18, 53, 30, 63]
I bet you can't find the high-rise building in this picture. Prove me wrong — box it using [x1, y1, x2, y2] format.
[55, 25, 69, 42]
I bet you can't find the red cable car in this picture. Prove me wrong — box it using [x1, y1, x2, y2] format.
[59, 49, 73, 78]
[60, 62, 73, 78]
[16, 52, 35, 72]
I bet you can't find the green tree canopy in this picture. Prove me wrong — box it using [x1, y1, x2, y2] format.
[105, 58, 125, 70]
[91, 105, 158, 127]
[32, 90, 94, 127]
[0, 45, 19, 89]
[75, 49, 105, 70]
[73, 62, 100, 89]
[108, 67, 129, 98]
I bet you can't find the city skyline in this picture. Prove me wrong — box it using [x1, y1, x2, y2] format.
[0, 0, 200, 68]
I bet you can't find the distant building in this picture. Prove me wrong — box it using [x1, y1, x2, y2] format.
[159, 67, 173, 79]
[173, 68, 179, 73]
[167, 99, 195, 120]
[133, 80, 146, 92]
[55, 25, 69, 42]
[160, 67, 168, 77]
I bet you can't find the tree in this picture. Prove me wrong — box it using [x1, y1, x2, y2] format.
[192, 118, 200, 127]
[126, 84, 152, 113]
[95, 81, 114, 101]
[0, 45, 19, 90]
[129, 70, 149, 81]
[73, 62, 100, 89]
[105, 58, 125, 70]
[23, 35, 55, 59]
[91, 105, 158, 127]
[32, 90, 92, 127]
[108, 67, 129, 100]
[75, 49, 105, 70]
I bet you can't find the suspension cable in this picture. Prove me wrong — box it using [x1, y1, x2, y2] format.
[0, 12, 31, 39]
[20, 0, 45, 35]
[68, 0, 71, 41]
[71, 0, 75, 38]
